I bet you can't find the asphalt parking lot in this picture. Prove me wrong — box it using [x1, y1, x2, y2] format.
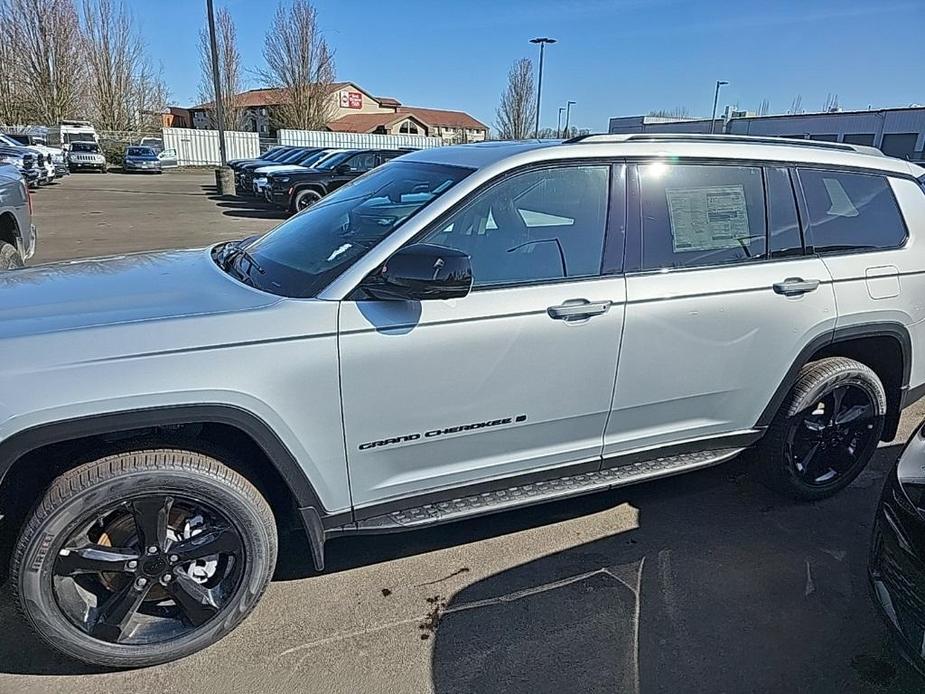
[1, 170, 924, 693]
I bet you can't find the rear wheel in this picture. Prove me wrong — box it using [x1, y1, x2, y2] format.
[755, 357, 885, 500]
[0, 241, 23, 270]
[12, 448, 277, 668]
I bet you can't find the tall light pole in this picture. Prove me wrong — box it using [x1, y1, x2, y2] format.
[564, 100, 576, 137]
[557, 107, 565, 138]
[530, 37, 556, 138]
[710, 80, 728, 134]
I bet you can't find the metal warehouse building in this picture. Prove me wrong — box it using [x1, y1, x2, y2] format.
[608, 106, 925, 161]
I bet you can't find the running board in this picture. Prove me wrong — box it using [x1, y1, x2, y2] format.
[348, 447, 743, 533]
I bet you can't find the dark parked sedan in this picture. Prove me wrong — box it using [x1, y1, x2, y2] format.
[870, 420, 925, 678]
[123, 146, 162, 173]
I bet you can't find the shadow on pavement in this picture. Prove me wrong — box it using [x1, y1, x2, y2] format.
[424, 444, 923, 694]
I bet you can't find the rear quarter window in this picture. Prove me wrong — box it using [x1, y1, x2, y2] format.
[797, 169, 907, 253]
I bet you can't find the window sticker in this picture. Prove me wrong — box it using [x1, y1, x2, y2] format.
[666, 185, 751, 252]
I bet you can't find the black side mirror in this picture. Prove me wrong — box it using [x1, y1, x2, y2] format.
[363, 244, 472, 301]
[335, 163, 351, 174]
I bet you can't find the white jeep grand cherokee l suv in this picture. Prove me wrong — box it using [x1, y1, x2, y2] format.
[1, 134, 924, 666]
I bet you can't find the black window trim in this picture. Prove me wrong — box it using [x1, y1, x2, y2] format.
[396, 158, 624, 293]
[793, 166, 910, 258]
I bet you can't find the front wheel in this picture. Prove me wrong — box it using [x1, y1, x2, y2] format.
[755, 357, 886, 500]
[12, 448, 277, 668]
[291, 188, 322, 213]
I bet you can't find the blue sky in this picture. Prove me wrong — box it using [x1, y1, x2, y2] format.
[139, 0, 923, 132]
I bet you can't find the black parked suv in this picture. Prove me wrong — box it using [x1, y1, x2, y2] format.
[236, 147, 323, 196]
[266, 149, 409, 212]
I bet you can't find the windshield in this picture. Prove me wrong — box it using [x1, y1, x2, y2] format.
[126, 147, 155, 156]
[71, 141, 100, 153]
[65, 133, 96, 144]
[229, 160, 472, 297]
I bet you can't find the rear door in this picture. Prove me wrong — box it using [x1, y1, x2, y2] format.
[604, 162, 837, 457]
[338, 163, 627, 508]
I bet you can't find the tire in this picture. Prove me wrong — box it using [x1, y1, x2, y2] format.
[291, 188, 322, 213]
[0, 241, 23, 270]
[755, 357, 886, 500]
[11, 448, 277, 668]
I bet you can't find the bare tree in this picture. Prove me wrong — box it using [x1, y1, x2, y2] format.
[197, 5, 244, 130]
[495, 58, 536, 140]
[4, 0, 85, 124]
[81, 0, 167, 132]
[261, 0, 335, 131]
[0, 4, 33, 126]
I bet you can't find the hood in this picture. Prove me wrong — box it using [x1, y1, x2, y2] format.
[0, 248, 279, 340]
[269, 167, 326, 180]
[255, 164, 311, 175]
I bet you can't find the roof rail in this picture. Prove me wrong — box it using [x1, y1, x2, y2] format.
[563, 132, 882, 155]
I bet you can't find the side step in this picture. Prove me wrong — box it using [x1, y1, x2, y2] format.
[350, 447, 742, 533]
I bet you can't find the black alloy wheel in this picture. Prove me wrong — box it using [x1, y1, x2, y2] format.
[52, 494, 245, 646]
[13, 449, 277, 667]
[785, 382, 881, 487]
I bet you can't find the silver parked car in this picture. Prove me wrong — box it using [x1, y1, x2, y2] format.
[1, 134, 925, 667]
[0, 162, 35, 268]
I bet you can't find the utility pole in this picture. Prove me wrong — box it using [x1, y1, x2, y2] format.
[557, 107, 565, 138]
[530, 37, 556, 138]
[564, 100, 575, 138]
[710, 80, 728, 135]
[207, 0, 232, 192]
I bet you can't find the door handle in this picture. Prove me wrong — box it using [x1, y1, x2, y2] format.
[547, 299, 612, 321]
[773, 278, 820, 296]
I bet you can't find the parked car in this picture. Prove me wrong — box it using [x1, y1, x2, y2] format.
[229, 146, 296, 175]
[252, 148, 349, 198]
[0, 135, 52, 185]
[265, 148, 409, 212]
[0, 146, 40, 188]
[237, 147, 328, 196]
[158, 148, 179, 169]
[235, 147, 318, 193]
[0, 162, 35, 269]
[67, 141, 107, 173]
[122, 146, 162, 174]
[3, 133, 67, 179]
[2, 135, 925, 668]
[870, 420, 925, 678]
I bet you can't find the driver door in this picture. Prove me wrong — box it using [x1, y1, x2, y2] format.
[338, 163, 627, 509]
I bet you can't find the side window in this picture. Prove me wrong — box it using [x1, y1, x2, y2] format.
[767, 167, 803, 257]
[798, 169, 907, 252]
[423, 166, 610, 287]
[639, 163, 766, 270]
[346, 153, 377, 172]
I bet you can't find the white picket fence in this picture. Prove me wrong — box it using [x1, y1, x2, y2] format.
[161, 127, 260, 166]
[160, 126, 445, 166]
[278, 129, 444, 150]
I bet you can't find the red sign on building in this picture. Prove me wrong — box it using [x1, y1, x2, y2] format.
[340, 91, 363, 109]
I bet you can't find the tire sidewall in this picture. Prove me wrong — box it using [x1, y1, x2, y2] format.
[0, 241, 23, 270]
[17, 467, 275, 667]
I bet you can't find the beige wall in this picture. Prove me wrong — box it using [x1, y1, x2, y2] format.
[328, 85, 395, 120]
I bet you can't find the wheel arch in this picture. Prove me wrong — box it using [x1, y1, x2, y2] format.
[0, 210, 20, 247]
[0, 405, 338, 572]
[756, 322, 911, 441]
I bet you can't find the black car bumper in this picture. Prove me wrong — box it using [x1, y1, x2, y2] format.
[870, 436, 925, 678]
[266, 185, 290, 208]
